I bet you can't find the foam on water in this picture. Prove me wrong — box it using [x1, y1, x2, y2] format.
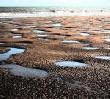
[55, 61, 88, 67]
[0, 64, 48, 78]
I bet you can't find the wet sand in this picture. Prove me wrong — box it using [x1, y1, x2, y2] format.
[0, 16, 110, 99]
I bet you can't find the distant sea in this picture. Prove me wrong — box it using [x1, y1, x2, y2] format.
[0, 7, 58, 13]
[0, 7, 110, 18]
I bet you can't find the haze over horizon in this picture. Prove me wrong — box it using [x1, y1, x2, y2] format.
[0, 0, 110, 9]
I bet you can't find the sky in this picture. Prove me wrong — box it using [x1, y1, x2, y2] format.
[0, 0, 110, 8]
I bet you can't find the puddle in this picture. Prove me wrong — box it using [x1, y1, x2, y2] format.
[0, 47, 25, 61]
[52, 23, 62, 27]
[55, 61, 88, 67]
[83, 47, 98, 50]
[11, 29, 18, 32]
[33, 30, 45, 34]
[37, 34, 48, 38]
[105, 48, 110, 50]
[13, 35, 22, 39]
[95, 56, 110, 60]
[105, 39, 110, 42]
[0, 64, 48, 78]
[79, 32, 90, 36]
[62, 40, 80, 44]
[0, 43, 5, 44]
[102, 30, 110, 33]
[33, 30, 49, 39]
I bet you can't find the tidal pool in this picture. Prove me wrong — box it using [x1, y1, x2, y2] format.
[52, 23, 62, 27]
[83, 47, 98, 50]
[37, 34, 48, 38]
[0, 47, 25, 61]
[95, 56, 110, 60]
[11, 29, 18, 32]
[33, 30, 45, 34]
[79, 32, 90, 36]
[55, 61, 88, 67]
[105, 39, 110, 42]
[102, 30, 110, 33]
[0, 43, 5, 44]
[62, 40, 80, 44]
[0, 64, 48, 78]
[105, 48, 110, 50]
[13, 35, 22, 39]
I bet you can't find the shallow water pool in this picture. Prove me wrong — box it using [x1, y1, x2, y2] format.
[0, 43, 5, 44]
[0, 47, 25, 61]
[79, 32, 90, 36]
[83, 47, 98, 50]
[105, 39, 110, 42]
[62, 40, 80, 44]
[11, 29, 18, 32]
[95, 56, 110, 60]
[13, 35, 22, 39]
[55, 61, 88, 67]
[0, 64, 48, 78]
[33, 30, 45, 34]
[52, 23, 62, 27]
[37, 34, 48, 38]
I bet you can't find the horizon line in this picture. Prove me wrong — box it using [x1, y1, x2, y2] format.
[0, 6, 109, 9]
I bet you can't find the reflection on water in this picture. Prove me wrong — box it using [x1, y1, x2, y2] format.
[0, 47, 25, 61]
[0, 64, 48, 78]
[55, 61, 88, 67]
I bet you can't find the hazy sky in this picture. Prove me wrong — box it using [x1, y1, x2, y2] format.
[0, 0, 110, 8]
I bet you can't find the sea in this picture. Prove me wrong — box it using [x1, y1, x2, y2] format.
[0, 7, 110, 18]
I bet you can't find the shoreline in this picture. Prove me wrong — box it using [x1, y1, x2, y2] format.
[0, 12, 110, 18]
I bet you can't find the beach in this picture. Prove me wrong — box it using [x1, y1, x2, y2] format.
[0, 9, 110, 98]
